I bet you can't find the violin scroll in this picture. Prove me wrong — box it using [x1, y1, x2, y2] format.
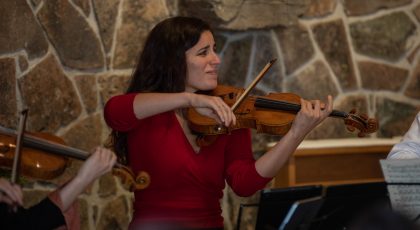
[112, 166, 150, 191]
[343, 109, 379, 137]
[135, 171, 151, 190]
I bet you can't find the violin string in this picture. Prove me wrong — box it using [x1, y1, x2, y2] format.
[24, 135, 88, 160]
[0, 125, 126, 168]
[255, 97, 300, 112]
[254, 97, 348, 118]
[0, 125, 88, 160]
[349, 114, 368, 126]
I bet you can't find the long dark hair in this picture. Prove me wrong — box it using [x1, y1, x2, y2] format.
[109, 16, 212, 164]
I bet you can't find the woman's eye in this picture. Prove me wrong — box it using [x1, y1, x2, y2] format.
[198, 50, 208, 56]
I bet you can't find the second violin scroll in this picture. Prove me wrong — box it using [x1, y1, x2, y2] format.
[187, 85, 379, 140]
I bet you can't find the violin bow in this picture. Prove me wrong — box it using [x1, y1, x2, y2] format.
[231, 58, 277, 111]
[11, 109, 28, 184]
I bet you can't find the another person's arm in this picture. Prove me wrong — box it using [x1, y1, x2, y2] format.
[57, 147, 116, 211]
[0, 178, 65, 229]
[388, 112, 420, 159]
[0, 147, 116, 230]
[48, 147, 116, 230]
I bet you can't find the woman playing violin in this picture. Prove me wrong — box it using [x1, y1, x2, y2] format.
[104, 16, 333, 230]
[0, 147, 116, 230]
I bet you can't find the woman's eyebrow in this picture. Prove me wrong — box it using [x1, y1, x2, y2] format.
[196, 45, 210, 53]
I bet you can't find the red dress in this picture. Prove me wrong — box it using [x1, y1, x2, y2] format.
[104, 93, 272, 228]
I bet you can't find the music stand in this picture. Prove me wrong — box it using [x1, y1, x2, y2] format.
[310, 181, 390, 230]
[278, 196, 324, 230]
[255, 185, 322, 230]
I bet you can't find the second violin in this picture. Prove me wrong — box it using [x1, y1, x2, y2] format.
[0, 125, 150, 191]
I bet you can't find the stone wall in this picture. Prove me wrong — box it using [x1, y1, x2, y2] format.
[1, 0, 420, 229]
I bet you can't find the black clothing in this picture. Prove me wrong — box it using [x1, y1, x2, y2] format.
[0, 198, 65, 230]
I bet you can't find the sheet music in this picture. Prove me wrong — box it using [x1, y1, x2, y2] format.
[387, 185, 420, 219]
[380, 159, 420, 183]
[380, 159, 420, 219]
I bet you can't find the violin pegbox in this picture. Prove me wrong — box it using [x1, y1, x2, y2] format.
[343, 109, 379, 137]
[112, 166, 150, 192]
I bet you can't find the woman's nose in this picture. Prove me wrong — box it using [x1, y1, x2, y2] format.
[211, 52, 221, 65]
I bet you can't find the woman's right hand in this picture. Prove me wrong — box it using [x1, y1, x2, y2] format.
[0, 178, 23, 207]
[189, 93, 236, 127]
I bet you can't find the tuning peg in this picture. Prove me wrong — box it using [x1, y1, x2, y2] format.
[360, 114, 368, 120]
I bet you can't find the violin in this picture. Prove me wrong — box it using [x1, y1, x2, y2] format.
[187, 85, 379, 145]
[0, 125, 150, 191]
[0, 131, 68, 180]
[186, 59, 378, 146]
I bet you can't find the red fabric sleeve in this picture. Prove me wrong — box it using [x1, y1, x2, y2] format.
[104, 93, 141, 132]
[48, 190, 80, 230]
[224, 129, 272, 197]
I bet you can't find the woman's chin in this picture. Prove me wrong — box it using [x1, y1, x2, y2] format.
[198, 82, 218, 91]
[203, 84, 217, 91]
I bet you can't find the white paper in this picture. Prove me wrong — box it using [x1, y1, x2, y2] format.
[380, 159, 420, 219]
[380, 159, 420, 183]
[387, 185, 420, 219]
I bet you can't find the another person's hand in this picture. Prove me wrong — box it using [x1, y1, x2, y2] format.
[75, 147, 117, 184]
[0, 178, 23, 207]
[57, 147, 116, 211]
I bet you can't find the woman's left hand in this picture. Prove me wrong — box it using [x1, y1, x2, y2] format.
[290, 95, 333, 137]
